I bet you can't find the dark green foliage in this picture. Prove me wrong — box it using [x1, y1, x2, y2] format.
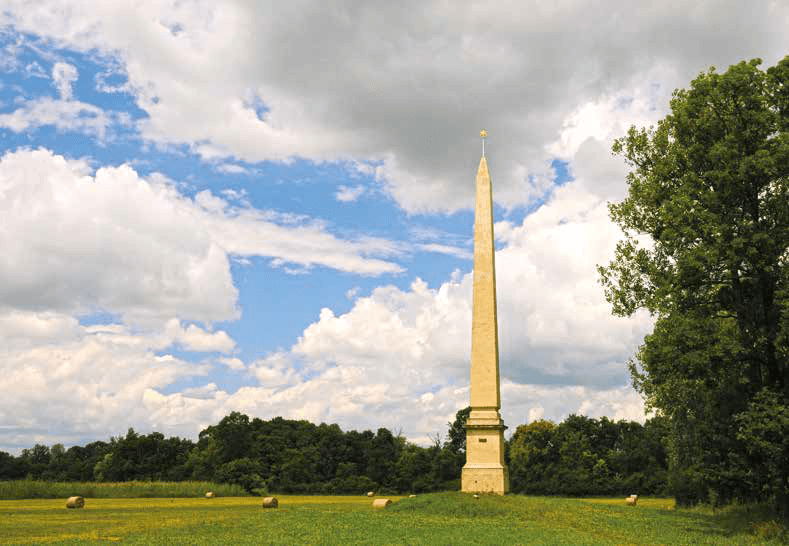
[599, 56, 789, 517]
[446, 406, 471, 453]
[215, 457, 266, 494]
[0, 450, 27, 480]
[509, 415, 668, 496]
[92, 429, 193, 482]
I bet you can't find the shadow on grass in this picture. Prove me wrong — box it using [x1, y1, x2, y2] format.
[667, 503, 788, 542]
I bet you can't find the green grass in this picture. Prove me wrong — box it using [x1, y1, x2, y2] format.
[0, 480, 248, 499]
[0, 492, 785, 544]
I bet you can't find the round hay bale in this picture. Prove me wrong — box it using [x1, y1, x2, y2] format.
[262, 496, 279, 508]
[409, 494, 416, 498]
[205, 491, 215, 498]
[629, 494, 638, 500]
[367, 491, 375, 497]
[473, 494, 479, 499]
[626, 496, 637, 506]
[372, 498, 392, 508]
[66, 496, 84, 509]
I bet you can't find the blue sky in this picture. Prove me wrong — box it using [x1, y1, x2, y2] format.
[0, 1, 785, 451]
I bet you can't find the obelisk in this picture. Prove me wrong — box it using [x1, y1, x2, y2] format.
[461, 129, 509, 494]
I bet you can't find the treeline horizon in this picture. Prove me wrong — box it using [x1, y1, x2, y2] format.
[0, 410, 669, 496]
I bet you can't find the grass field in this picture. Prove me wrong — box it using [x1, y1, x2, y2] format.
[0, 492, 785, 544]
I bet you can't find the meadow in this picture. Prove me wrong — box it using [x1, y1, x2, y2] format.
[0, 491, 786, 544]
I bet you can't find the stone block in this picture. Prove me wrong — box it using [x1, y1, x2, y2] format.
[461, 464, 509, 495]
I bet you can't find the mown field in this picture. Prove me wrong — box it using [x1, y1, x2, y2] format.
[0, 492, 786, 544]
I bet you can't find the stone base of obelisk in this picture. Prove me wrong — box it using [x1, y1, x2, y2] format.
[461, 413, 509, 495]
[461, 464, 509, 495]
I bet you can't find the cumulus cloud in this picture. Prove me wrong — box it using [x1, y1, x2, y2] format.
[0, 310, 213, 448]
[1, 0, 785, 212]
[166, 320, 235, 353]
[0, 148, 403, 324]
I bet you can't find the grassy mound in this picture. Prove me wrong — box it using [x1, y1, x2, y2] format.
[389, 491, 515, 517]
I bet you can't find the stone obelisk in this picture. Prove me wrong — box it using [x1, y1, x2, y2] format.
[461, 129, 509, 495]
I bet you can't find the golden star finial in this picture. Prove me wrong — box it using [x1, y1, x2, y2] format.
[480, 129, 488, 156]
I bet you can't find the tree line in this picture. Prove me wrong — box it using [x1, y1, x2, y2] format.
[0, 410, 669, 496]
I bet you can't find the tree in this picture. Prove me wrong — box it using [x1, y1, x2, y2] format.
[0, 451, 26, 480]
[509, 419, 557, 494]
[446, 406, 471, 454]
[366, 428, 399, 489]
[215, 457, 266, 494]
[599, 57, 789, 516]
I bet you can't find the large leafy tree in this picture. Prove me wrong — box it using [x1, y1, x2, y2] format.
[599, 57, 788, 516]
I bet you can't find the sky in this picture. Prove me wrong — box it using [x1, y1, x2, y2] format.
[0, 1, 787, 451]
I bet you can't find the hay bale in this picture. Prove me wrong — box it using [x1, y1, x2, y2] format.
[473, 494, 479, 499]
[367, 491, 375, 497]
[629, 494, 638, 501]
[262, 496, 278, 508]
[626, 496, 637, 506]
[372, 498, 392, 508]
[66, 496, 84, 509]
[205, 491, 215, 498]
[409, 494, 416, 498]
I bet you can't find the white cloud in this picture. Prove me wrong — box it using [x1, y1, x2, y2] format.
[24, 61, 47, 78]
[0, 310, 212, 449]
[215, 162, 249, 175]
[0, 97, 113, 139]
[418, 243, 472, 260]
[335, 184, 365, 202]
[217, 356, 245, 371]
[166, 320, 235, 353]
[52, 61, 78, 99]
[0, 148, 403, 325]
[1, 0, 785, 212]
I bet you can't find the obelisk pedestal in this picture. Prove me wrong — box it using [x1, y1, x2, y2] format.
[461, 131, 509, 495]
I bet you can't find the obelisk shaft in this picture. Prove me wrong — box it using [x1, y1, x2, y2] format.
[470, 155, 500, 411]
